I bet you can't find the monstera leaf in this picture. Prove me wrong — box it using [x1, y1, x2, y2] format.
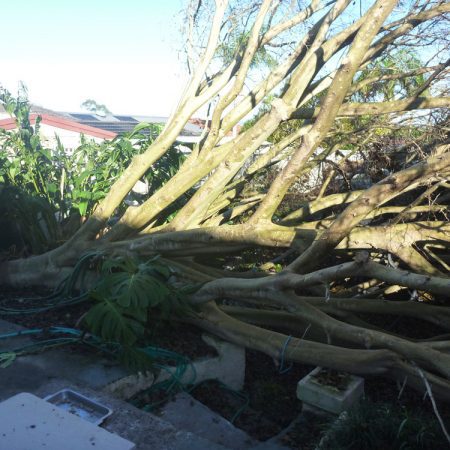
[82, 256, 176, 344]
[82, 255, 198, 371]
[83, 293, 145, 345]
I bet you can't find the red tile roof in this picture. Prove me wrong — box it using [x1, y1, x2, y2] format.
[0, 114, 117, 140]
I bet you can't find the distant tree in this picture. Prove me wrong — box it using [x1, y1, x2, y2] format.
[81, 99, 111, 116]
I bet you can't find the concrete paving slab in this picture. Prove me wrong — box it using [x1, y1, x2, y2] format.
[0, 319, 30, 351]
[0, 392, 135, 450]
[0, 319, 128, 402]
[200, 334, 246, 391]
[158, 392, 257, 449]
[0, 350, 129, 402]
[0, 319, 241, 449]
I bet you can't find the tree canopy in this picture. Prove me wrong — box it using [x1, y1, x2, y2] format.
[81, 99, 112, 116]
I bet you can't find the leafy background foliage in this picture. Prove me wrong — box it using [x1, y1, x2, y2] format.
[0, 88, 185, 254]
[352, 50, 427, 103]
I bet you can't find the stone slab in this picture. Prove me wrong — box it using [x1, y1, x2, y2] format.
[158, 392, 257, 449]
[0, 392, 135, 450]
[0, 319, 128, 402]
[200, 334, 246, 391]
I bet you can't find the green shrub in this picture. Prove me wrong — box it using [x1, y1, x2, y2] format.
[0, 185, 58, 255]
[321, 400, 448, 450]
[0, 88, 185, 237]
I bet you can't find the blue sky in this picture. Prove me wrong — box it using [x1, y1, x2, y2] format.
[1, 0, 188, 115]
[1, 1, 437, 117]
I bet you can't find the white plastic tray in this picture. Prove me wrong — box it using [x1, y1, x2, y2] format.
[45, 388, 113, 425]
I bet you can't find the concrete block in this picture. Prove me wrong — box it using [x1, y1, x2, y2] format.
[154, 333, 245, 391]
[103, 372, 156, 400]
[296, 367, 364, 415]
[193, 334, 246, 391]
[0, 392, 135, 450]
[105, 333, 245, 400]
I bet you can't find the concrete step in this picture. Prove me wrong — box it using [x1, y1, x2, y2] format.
[158, 392, 291, 450]
[34, 379, 232, 450]
[158, 392, 258, 449]
[0, 319, 234, 449]
[0, 318, 291, 449]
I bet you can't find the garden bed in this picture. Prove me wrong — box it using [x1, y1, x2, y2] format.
[1, 289, 449, 448]
[0, 289, 216, 360]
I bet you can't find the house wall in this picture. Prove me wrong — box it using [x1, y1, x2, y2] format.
[38, 123, 106, 151]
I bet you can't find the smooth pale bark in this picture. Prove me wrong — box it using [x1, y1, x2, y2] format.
[186, 303, 450, 401]
[289, 149, 450, 272]
[291, 97, 450, 120]
[191, 259, 450, 304]
[167, 0, 356, 229]
[303, 297, 450, 331]
[269, 292, 450, 378]
[249, 0, 399, 224]
[280, 190, 364, 224]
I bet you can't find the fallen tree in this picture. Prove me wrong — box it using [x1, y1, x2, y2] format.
[1, 0, 450, 402]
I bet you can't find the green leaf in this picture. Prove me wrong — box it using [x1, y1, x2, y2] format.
[8, 166, 18, 179]
[92, 190, 106, 200]
[74, 169, 92, 186]
[102, 256, 138, 274]
[83, 298, 143, 345]
[118, 345, 155, 373]
[111, 271, 170, 309]
[128, 122, 153, 138]
[78, 200, 88, 216]
[0, 352, 17, 368]
[39, 147, 52, 160]
[46, 182, 57, 193]
[77, 191, 93, 199]
[147, 262, 172, 280]
[82, 255, 189, 359]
